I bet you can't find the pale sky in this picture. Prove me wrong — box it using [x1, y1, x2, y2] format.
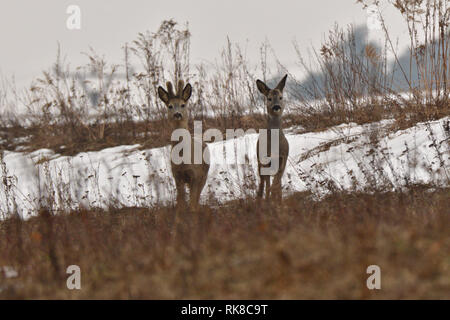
[0, 0, 407, 89]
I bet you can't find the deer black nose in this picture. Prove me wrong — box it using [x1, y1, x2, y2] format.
[272, 105, 281, 112]
[174, 112, 182, 120]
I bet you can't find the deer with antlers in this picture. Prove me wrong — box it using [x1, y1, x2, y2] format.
[157, 80, 210, 211]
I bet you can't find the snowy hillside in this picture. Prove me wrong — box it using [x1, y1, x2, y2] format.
[0, 117, 448, 220]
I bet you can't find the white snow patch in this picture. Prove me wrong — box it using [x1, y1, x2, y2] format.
[0, 118, 448, 219]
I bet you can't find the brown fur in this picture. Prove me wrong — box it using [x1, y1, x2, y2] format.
[158, 80, 210, 211]
[256, 75, 289, 201]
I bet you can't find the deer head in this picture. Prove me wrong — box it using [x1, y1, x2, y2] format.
[158, 80, 192, 127]
[256, 75, 287, 117]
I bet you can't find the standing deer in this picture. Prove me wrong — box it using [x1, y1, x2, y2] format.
[157, 80, 210, 211]
[256, 75, 289, 201]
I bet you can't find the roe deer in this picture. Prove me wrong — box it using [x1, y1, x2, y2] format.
[256, 75, 289, 201]
[158, 80, 210, 211]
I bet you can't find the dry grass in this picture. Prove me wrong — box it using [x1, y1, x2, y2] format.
[1, 99, 448, 156]
[0, 114, 269, 156]
[0, 186, 448, 299]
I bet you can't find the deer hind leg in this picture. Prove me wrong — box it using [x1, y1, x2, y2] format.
[257, 172, 265, 199]
[264, 176, 271, 200]
[257, 178, 264, 199]
[270, 156, 287, 201]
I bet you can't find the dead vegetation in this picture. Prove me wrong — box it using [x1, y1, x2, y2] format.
[0, 187, 448, 299]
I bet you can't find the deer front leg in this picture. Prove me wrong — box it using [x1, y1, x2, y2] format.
[258, 164, 271, 200]
[257, 163, 267, 199]
[189, 173, 208, 211]
[271, 174, 282, 201]
[175, 179, 187, 212]
[188, 183, 200, 212]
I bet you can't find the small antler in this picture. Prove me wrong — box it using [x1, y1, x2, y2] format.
[165, 80, 187, 98]
[176, 80, 185, 97]
[166, 81, 175, 98]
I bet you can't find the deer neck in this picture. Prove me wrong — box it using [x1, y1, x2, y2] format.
[267, 115, 283, 133]
[170, 120, 190, 146]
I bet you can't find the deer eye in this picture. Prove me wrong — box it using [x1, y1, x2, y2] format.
[168, 105, 173, 109]
[181, 104, 185, 108]
[280, 96, 283, 100]
[268, 98, 272, 101]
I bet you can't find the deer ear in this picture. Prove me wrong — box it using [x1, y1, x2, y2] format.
[158, 86, 169, 104]
[275, 74, 288, 92]
[256, 79, 270, 96]
[182, 83, 192, 101]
